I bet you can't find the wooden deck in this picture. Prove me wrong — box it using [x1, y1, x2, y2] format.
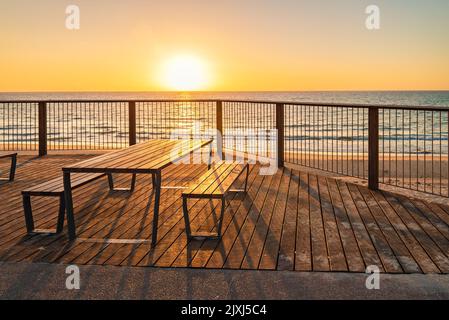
[2, 154, 449, 274]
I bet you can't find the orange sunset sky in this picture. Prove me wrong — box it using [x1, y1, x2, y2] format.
[0, 0, 448, 91]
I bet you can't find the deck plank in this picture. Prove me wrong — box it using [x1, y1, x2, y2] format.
[308, 174, 330, 271]
[370, 190, 440, 273]
[326, 179, 364, 272]
[258, 168, 291, 270]
[317, 176, 347, 271]
[381, 191, 447, 273]
[336, 180, 384, 271]
[276, 170, 299, 271]
[398, 197, 449, 253]
[294, 172, 312, 271]
[240, 167, 283, 269]
[347, 183, 403, 273]
[357, 186, 421, 273]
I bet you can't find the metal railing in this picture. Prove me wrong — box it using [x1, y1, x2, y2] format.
[136, 101, 216, 142]
[222, 101, 277, 162]
[0, 102, 39, 151]
[284, 104, 369, 180]
[1, 99, 448, 197]
[46, 101, 129, 150]
[379, 107, 448, 196]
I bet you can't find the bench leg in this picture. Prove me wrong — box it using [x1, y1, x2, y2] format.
[184, 197, 226, 240]
[151, 172, 161, 247]
[0, 155, 16, 182]
[229, 164, 250, 194]
[23, 193, 66, 235]
[56, 194, 65, 233]
[107, 173, 136, 191]
[182, 197, 192, 239]
[22, 194, 35, 233]
[9, 154, 17, 182]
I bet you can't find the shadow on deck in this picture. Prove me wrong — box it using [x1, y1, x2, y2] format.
[1, 154, 449, 274]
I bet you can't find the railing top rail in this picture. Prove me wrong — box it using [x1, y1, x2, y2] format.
[0, 99, 219, 104]
[0, 99, 448, 111]
[220, 100, 449, 111]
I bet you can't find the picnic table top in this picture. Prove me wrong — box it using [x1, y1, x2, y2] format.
[62, 139, 212, 174]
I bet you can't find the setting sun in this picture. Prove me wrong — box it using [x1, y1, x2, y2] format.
[162, 55, 209, 91]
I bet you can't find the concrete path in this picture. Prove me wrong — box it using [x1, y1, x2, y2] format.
[1, 262, 448, 299]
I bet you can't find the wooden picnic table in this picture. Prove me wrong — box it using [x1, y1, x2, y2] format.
[62, 139, 213, 245]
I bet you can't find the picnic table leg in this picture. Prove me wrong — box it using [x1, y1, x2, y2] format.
[243, 164, 250, 193]
[208, 142, 213, 170]
[151, 174, 156, 189]
[130, 174, 137, 191]
[151, 171, 161, 247]
[22, 194, 34, 233]
[63, 171, 76, 240]
[56, 194, 65, 233]
[9, 154, 17, 181]
[107, 173, 114, 190]
[216, 198, 226, 237]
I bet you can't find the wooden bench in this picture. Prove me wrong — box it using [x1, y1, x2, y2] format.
[0, 152, 17, 182]
[22, 173, 110, 235]
[182, 161, 249, 239]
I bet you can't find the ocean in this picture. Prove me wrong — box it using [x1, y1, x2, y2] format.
[1, 91, 449, 106]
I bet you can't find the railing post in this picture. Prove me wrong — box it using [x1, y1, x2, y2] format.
[129, 101, 137, 146]
[276, 103, 285, 167]
[368, 106, 379, 190]
[38, 102, 47, 156]
[216, 100, 223, 160]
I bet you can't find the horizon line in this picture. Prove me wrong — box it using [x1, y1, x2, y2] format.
[2, 89, 449, 94]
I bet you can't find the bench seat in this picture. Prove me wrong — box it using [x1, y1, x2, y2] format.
[0, 152, 17, 182]
[182, 161, 249, 239]
[23, 173, 106, 196]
